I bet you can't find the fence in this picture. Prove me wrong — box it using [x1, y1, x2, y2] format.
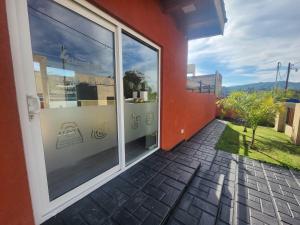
[186, 79, 216, 94]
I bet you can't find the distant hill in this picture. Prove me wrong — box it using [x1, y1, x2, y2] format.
[222, 81, 300, 96]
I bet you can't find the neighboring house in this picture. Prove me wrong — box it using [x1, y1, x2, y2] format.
[1, 0, 226, 224]
[187, 70, 223, 97]
[274, 99, 300, 145]
[187, 64, 196, 77]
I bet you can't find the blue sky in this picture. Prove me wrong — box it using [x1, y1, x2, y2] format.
[188, 0, 300, 87]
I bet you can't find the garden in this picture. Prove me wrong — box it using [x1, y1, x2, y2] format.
[217, 91, 300, 170]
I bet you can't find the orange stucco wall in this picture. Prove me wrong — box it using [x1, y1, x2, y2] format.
[88, 0, 217, 150]
[1, 0, 216, 224]
[0, 1, 35, 225]
[184, 93, 217, 140]
[87, 0, 189, 150]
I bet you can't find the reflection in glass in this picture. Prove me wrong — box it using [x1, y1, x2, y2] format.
[28, 0, 118, 200]
[122, 33, 159, 165]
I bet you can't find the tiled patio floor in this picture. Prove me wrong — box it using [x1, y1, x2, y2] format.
[43, 120, 300, 225]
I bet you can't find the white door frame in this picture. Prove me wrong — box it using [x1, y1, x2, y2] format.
[6, 0, 161, 224]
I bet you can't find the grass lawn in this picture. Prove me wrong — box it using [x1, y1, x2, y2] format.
[216, 122, 300, 170]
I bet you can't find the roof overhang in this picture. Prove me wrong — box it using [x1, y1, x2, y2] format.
[160, 0, 227, 40]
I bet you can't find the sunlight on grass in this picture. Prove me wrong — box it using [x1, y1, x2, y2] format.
[216, 122, 300, 170]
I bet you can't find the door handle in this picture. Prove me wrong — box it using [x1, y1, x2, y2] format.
[26, 95, 41, 121]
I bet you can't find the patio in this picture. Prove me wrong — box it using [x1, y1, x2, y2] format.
[43, 120, 300, 225]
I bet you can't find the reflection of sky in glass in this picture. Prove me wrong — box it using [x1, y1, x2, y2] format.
[33, 61, 40, 71]
[47, 67, 75, 77]
[28, 0, 114, 77]
[122, 33, 158, 92]
[33, 62, 75, 77]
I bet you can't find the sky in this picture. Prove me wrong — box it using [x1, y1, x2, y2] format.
[188, 0, 300, 87]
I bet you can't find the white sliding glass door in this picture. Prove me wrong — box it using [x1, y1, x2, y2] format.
[7, 0, 160, 223]
[27, 0, 119, 200]
[122, 33, 159, 164]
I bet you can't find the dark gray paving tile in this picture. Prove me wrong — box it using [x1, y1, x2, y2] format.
[112, 208, 140, 225]
[199, 211, 216, 225]
[143, 213, 163, 225]
[142, 196, 170, 218]
[171, 208, 198, 225]
[42, 217, 65, 225]
[43, 120, 300, 225]
[192, 197, 218, 216]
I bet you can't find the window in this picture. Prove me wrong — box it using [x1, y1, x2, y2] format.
[122, 32, 159, 164]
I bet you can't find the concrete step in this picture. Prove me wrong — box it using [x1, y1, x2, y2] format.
[164, 169, 225, 225]
[159, 162, 202, 225]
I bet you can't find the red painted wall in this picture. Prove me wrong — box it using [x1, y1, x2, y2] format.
[184, 93, 217, 140]
[0, 1, 35, 225]
[88, 0, 216, 149]
[87, 0, 189, 150]
[0, 0, 216, 224]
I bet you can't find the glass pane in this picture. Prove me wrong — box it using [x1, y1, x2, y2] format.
[28, 0, 119, 200]
[122, 33, 159, 165]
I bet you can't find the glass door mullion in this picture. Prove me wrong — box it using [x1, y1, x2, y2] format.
[115, 26, 126, 169]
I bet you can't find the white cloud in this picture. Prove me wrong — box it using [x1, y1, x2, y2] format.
[188, 0, 300, 86]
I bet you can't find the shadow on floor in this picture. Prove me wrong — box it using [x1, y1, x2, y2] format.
[242, 134, 249, 157]
[216, 125, 240, 154]
[256, 134, 300, 155]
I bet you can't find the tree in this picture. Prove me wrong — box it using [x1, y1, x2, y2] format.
[218, 91, 252, 132]
[218, 91, 279, 148]
[123, 70, 146, 99]
[274, 88, 300, 102]
[246, 92, 279, 147]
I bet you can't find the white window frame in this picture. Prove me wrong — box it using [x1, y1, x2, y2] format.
[5, 0, 161, 224]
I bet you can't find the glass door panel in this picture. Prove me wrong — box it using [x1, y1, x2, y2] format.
[28, 0, 119, 200]
[122, 33, 159, 165]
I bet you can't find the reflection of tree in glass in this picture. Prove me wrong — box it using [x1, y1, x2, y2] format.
[123, 70, 151, 98]
[148, 92, 157, 101]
